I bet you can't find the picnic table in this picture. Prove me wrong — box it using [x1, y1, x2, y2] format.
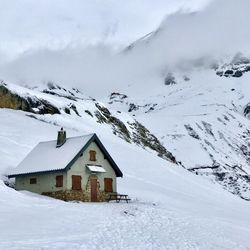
[107, 193, 131, 203]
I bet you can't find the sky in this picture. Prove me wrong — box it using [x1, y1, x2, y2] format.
[0, 0, 249, 96]
[0, 0, 211, 59]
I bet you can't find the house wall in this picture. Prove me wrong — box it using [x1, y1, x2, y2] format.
[15, 141, 117, 201]
[15, 171, 67, 194]
[67, 141, 117, 193]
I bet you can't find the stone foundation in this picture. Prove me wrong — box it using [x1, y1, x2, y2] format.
[42, 190, 110, 202]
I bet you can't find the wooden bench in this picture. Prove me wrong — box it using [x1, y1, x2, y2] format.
[107, 194, 131, 203]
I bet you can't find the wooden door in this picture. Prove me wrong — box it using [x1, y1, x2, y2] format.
[72, 175, 82, 190]
[91, 178, 98, 202]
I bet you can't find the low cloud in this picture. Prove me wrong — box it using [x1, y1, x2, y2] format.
[0, 0, 249, 96]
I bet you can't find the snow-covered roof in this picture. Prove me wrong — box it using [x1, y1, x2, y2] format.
[8, 133, 123, 178]
[8, 134, 94, 177]
[87, 165, 106, 173]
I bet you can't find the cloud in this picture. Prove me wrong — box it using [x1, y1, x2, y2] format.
[0, 0, 248, 96]
[127, 0, 250, 69]
[0, 0, 210, 57]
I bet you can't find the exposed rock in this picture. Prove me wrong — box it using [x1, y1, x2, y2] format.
[244, 103, 250, 117]
[184, 124, 200, 140]
[110, 92, 128, 100]
[64, 107, 71, 114]
[215, 54, 250, 78]
[129, 121, 177, 163]
[189, 162, 250, 200]
[95, 103, 176, 163]
[42, 90, 77, 101]
[95, 103, 131, 142]
[0, 84, 60, 115]
[216, 71, 223, 77]
[202, 121, 215, 137]
[85, 110, 93, 117]
[69, 104, 81, 116]
[164, 73, 176, 85]
[233, 71, 243, 77]
[128, 103, 139, 112]
[224, 70, 234, 75]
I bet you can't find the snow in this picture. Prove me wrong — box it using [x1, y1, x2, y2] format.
[0, 54, 250, 249]
[0, 2, 250, 247]
[0, 108, 250, 249]
[8, 134, 94, 177]
[106, 67, 250, 199]
[87, 165, 106, 173]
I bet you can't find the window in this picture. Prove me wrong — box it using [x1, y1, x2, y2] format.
[104, 178, 113, 192]
[56, 175, 63, 187]
[72, 175, 82, 190]
[89, 150, 96, 161]
[30, 178, 37, 184]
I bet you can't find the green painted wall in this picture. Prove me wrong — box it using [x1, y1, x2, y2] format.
[67, 141, 117, 192]
[15, 171, 67, 194]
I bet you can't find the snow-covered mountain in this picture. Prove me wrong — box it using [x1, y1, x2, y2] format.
[106, 53, 250, 200]
[0, 79, 250, 249]
[1, 0, 250, 248]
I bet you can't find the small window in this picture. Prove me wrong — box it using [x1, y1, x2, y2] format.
[56, 175, 63, 187]
[89, 150, 96, 161]
[30, 178, 37, 184]
[104, 178, 113, 193]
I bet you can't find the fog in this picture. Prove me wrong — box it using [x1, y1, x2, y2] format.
[0, 0, 249, 96]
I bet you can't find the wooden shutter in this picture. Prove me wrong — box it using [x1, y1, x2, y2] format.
[104, 178, 113, 192]
[56, 175, 63, 187]
[72, 175, 82, 190]
[89, 150, 96, 161]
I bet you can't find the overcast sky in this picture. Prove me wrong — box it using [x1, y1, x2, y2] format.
[1, 0, 249, 96]
[0, 0, 211, 59]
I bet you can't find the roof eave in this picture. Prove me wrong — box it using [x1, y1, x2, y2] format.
[8, 168, 65, 178]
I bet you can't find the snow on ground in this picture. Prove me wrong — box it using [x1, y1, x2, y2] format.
[0, 109, 250, 249]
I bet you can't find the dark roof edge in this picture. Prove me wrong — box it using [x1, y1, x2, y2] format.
[8, 168, 65, 178]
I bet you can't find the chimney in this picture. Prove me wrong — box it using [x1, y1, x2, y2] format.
[56, 128, 66, 147]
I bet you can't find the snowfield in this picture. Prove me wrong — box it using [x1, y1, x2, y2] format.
[0, 109, 250, 249]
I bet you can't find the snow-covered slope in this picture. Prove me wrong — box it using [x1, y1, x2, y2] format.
[107, 62, 250, 200]
[0, 108, 250, 249]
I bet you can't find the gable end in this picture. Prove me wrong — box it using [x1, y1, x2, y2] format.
[65, 134, 123, 177]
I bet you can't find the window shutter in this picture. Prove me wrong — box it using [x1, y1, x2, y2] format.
[104, 178, 113, 192]
[56, 175, 63, 187]
[72, 175, 82, 190]
[89, 150, 96, 161]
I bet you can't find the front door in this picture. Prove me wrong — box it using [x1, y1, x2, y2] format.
[91, 178, 98, 202]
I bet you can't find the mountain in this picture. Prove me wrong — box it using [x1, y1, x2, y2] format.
[0, 79, 250, 249]
[109, 43, 250, 201]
